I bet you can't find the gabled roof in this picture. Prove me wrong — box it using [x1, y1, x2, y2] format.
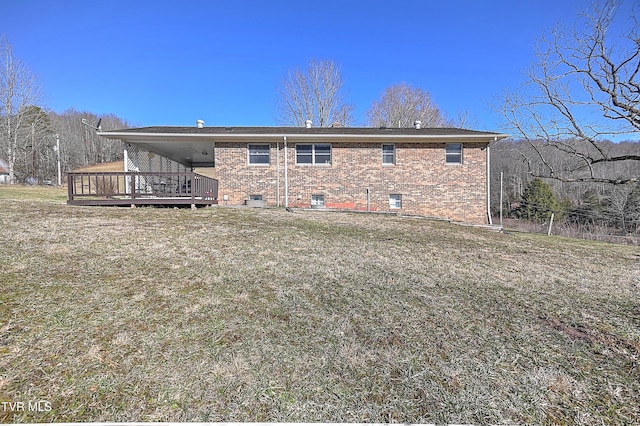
[97, 126, 509, 168]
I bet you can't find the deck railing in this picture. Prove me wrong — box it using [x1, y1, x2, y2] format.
[67, 171, 218, 205]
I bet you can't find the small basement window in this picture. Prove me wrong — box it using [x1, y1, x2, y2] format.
[389, 194, 402, 209]
[311, 194, 325, 207]
[249, 194, 263, 200]
[446, 143, 463, 164]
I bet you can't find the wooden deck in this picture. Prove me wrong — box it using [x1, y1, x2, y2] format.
[67, 171, 218, 207]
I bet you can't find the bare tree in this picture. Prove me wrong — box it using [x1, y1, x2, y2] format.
[500, 0, 640, 184]
[366, 83, 448, 128]
[276, 59, 354, 127]
[0, 37, 41, 183]
[451, 109, 479, 130]
[49, 110, 127, 173]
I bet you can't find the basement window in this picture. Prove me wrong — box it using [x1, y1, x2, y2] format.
[446, 143, 463, 164]
[389, 194, 402, 209]
[296, 144, 332, 165]
[311, 194, 325, 207]
[249, 194, 263, 200]
[248, 144, 270, 165]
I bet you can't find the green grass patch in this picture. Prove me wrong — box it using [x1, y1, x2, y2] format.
[1, 194, 639, 423]
[0, 185, 67, 203]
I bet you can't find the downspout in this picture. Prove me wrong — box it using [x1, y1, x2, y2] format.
[276, 140, 280, 207]
[487, 139, 494, 225]
[284, 136, 289, 208]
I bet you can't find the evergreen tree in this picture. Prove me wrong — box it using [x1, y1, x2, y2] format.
[515, 178, 563, 221]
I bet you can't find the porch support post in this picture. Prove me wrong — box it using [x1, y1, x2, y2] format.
[191, 171, 196, 209]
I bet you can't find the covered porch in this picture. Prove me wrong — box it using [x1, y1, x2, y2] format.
[67, 171, 218, 207]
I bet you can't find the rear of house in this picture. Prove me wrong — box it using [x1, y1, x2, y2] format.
[95, 125, 508, 224]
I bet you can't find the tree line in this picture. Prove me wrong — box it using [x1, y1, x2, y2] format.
[0, 105, 128, 185]
[491, 138, 640, 238]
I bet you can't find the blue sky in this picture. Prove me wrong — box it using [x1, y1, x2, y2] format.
[0, 0, 629, 131]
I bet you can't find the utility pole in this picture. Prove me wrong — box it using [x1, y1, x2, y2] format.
[55, 134, 61, 186]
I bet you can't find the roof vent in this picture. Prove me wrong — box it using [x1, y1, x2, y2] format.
[414, 120, 422, 129]
[331, 121, 343, 128]
[196, 119, 205, 128]
[305, 120, 312, 128]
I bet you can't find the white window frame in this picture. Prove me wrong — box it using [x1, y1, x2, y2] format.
[446, 143, 463, 165]
[382, 144, 396, 165]
[248, 144, 270, 165]
[311, 194, 325, 206]
[296, 144, 332, 165]
[389, 194, 402, 209]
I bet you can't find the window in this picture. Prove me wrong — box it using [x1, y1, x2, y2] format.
[389, 194, 402, 209]
[311, 194, 325, 207]
[446, 143, 463, 164]
[249, 194, 263, 200]
[296, 144, 332, 165]
[248, 144, 270, 165]
[382, 144, 395, 165]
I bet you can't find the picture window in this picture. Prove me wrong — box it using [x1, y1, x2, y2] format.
[296, 144, 332, 165]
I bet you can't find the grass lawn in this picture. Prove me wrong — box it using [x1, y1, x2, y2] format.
[1, 185, 638, 424]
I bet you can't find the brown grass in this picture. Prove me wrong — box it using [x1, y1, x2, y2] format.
[0, 186, 639, 424]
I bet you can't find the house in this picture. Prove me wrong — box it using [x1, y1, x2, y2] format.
[0, 159, 9, 184]
[90, 123, 508, 224]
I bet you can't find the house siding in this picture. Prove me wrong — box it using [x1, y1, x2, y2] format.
[214, 141, 488, 224]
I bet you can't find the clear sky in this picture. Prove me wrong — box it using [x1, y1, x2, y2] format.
[0, 0, 630, 131]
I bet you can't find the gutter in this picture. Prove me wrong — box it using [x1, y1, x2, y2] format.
[97, 131, 509, 144]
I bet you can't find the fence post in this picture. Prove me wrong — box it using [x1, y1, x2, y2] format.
[500, 171, 503, 227]
[547, 213, 555, 236]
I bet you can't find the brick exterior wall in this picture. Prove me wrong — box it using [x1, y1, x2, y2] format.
[211, 141, 488, 224]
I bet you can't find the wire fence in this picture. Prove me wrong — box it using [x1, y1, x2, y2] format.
[494, 201, 640, 245]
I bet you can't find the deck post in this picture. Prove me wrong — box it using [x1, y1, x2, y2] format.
[130, 173, 136, 201]
[67, 174, 74, 202]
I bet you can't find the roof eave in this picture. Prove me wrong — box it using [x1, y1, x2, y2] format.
[97, 131, 509, 143]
